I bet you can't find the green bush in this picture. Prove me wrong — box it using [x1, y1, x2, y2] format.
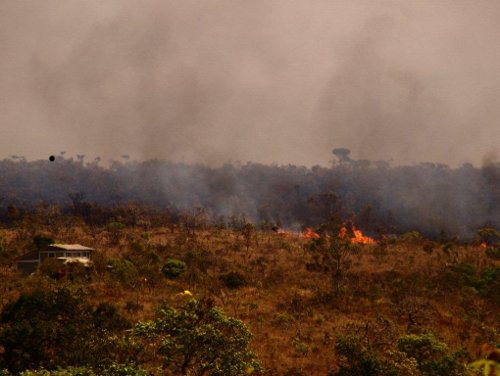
[477, 267, 500, 306]
[382, 350, 420, 376]
[440, 264, 500, 305]
[470, 356, 500, 376]
[330, 334, 381, 376]
[161, 258, 187, 279]
[477, 227, 500, 246]
[439, 263, 478, 292]
[101, 363, 148, 376]
[135, 298, 262, 375]
[19, 367, 95, 376]
[0, 288, 132, 374]
[220, 271, 247, 289]
[106, 222, 125, 231]
[271, 312, 294, 328]
[396, 333, 467, 376]
[330, 333, 468, 376]
[108, 259, 140, 288]
[17, 364, 147, 376]
[485, 246, 500, 260]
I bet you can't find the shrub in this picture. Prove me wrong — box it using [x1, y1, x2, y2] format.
[470, 351, 500, 376]
[292, 335, 311, 357]
[422, 242, 434, 254]
[19, 367, 95, 375]
[17, 364, 148, 375]
[92, 302, 130, 332]
[441, 242, 454, 255]
[396, 333, 467, 376]
[101, 363, 148, 376]
[135, 298, 262, 375]
[440, 264, 500, 305]
[108, 259, 140, 288]
[310, 235, 359, 295]
[0, 288, 132, 373]
[440, 263, 478, 291]
[283, 367, 306, 376]
[106, 222, 125, 244]
[161, 258, 187, 279]
[106, 221, 125, 231]
[33, 235, 54, 250]
[38, 257, 65, 279]
[477, 227, 500, 246]
[485, 246, 500, 260]
[124, 300, 143, 313]
[220, 271, 247, 289]
[330, 334, 381, 376]
[271, 312, 294, 328]
[477, 267, 500, 306]
[382, 351, 420, 376]
[184, 248, 216, 273]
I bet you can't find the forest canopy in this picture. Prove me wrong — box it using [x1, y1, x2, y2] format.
[0, 155, 497, 239]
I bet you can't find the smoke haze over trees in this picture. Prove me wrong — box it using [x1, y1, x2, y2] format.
[0, 155, 497, 239]
[0, 0, 499, 167]
[1, 1, 499, 239]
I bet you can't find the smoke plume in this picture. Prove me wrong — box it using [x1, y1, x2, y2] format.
[0, 0, 499, 166]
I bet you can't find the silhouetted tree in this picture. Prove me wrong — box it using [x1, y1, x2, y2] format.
[332, 148, 351, 163]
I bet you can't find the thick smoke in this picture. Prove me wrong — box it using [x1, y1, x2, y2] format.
[1, 1, 499, 237]
[0, 0, 499, 166]
[0, 157, 498, 239]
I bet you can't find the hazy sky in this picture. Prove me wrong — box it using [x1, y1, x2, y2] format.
[1, 0, 499, 166]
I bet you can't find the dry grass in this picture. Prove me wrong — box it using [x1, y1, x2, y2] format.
[1, 223, 498, 375]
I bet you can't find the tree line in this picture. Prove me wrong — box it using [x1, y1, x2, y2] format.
[0, 153, 498, 238]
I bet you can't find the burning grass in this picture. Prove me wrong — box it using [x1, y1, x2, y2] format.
[0, 217, 498, 375]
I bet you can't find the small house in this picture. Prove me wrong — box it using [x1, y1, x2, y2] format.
[16, 244, 94, 274]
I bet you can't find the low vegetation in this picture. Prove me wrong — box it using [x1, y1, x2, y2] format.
[0, 207, 498, 375]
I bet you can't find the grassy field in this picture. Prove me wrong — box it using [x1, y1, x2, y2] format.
[0, 217, 499, 375]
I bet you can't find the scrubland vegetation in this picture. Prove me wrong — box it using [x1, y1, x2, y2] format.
[0, 155, 498, 374]
[0, 205, 498, 375]
[0, 154, 498, 238]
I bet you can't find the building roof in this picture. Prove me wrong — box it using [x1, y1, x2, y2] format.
[48, 244, 94, 251]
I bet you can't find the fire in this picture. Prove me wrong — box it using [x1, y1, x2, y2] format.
[339, 226, 348, 240]
[339, 225, 376, 245]
[480, 243, 487, 248]
[305, 227, 320, 239]
[351, 226, 376, 244]
[275, 227, 320, 239]
[274, 225, 373, 244]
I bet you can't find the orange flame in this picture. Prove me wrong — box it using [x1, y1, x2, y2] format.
[480, 243, 487, 248]
[339, 225, 376, 245]
[305, 227, 320, 239]
[351, 226, 376, 244]
[339, 226, 348, 240]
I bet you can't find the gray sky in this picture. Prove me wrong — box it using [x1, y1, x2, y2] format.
[1, 0, 499, 166]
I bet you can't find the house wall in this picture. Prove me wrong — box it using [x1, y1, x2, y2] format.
[40, 251, 64, 262]
[63, 251, 91, 258]
[16, 246, 93, 274]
